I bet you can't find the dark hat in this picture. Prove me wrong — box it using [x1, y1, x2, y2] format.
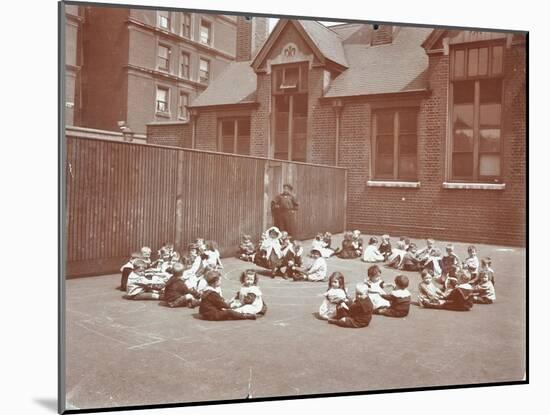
[310, 249, 321, 256]
[283, 183, 293, 191]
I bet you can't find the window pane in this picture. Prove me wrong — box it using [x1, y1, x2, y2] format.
[478, 47, 488, 75]
[452, 153, 473, 179]
[238, 119, 250, 137]
[453, 80, 475, 104]
[454, 49, 465, 78]
[282, 67, 299, 89]
[480, 103, 501, 126]
[156, 88, 167, 101]
[200, 59, 209, 71]
[377, 112, 393, 134]
[479, 154, 501, 176]
[237, 119, 250, 155]
[398, 134, 416, 179]
[480, 129, 501, 152]
[492, 45, 503, 75]
[200, 21, 211, 44]
[468, 48, 478, 77]
[221, 120, 234, 136]
[400, 111, 417, 133]
[480, 79, 502, 103]
[376, 134, 394, 176]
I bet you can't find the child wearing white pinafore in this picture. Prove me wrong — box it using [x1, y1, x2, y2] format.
[319, 272, 350, 320]
[362, 237, 385, 262]
[229, 270, 266, 315]
[364, 265, 393, 310]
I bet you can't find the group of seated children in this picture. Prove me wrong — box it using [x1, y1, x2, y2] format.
[318, 268, 412, 328]
[239, 226, 328, 282]
[119, 241, 267, 321]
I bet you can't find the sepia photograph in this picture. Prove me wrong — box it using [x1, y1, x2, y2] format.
[60, 0, 527, 412]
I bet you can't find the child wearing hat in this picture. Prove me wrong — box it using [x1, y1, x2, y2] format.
[328, 282, 374, 328]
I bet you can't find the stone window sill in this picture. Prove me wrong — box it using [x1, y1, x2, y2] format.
[156, 111, 171, 119]
[367, 180, 421, 188]
[442, 182, 506, 190]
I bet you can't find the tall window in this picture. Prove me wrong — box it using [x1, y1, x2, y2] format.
[373, 109, 418, 180]
[272, 63, 309, 162]
[158, 11, 171, 30]
[199, 58, 210, 83]
[180, 52, 190, 78]
[178, 92, 189, 120]
[156, 87, 169, 113]
[200, 20, 212, 45]
[182, 13, 192, 38]
[450, 43, 504, 181]
[158, 44, 170, 71]
[219, 118, 251, 155]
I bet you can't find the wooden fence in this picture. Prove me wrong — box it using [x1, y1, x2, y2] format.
[64, 133, 347, 277]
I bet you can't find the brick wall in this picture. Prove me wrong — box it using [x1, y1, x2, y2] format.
[250, 73, 271, 158]
[236, 17, 252, 61]
[317, 43, 526, 247]
[147, 122, 191, 147]
[195, 111, 219, 151]
[310, 68, 336, 164]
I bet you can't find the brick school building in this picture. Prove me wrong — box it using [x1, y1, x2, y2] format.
[150, 18, 527, 246]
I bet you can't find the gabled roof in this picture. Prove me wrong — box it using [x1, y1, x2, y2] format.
[324, 27, 432, 98]
[299, 20, 348, 68]
[189, 61, 257, 108]
[251, 19, 348, 71]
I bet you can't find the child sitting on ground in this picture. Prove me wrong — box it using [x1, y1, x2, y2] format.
[441, 244, 460, 278]
[422, 247, 443, 279]
[161, 262, 200, 308]
[418, 269, 445, 306]
[203, 240, 223, 270]
[319, 272, 350, 320]
[376, 275, 411, 318]
[365, 265, 393, 311]
[417, 238, 436, 262]
[328, 283, 374, 328]
[400, 242, 423, 271]
[362, 237, 385, 263]
[473, 256, 495, 286]
[463, 245, 480, 281]
[379, 234, 392, 261]
[199, 271, 256, 321]
[352, 230, 364, 256]
[294, 249, 327, 282]
[283, 239, 304, 280]
[419, 271, 474, 311]
[181, 243, 203, 291]
[238, 234, 256, 262]
[311, 232, 335, 258]
[119, 251, 142, 291]
[387, 240, 407, 269]
[472, 270, 496, 304]
[336, 231, 360, 259]
[229, 270, 267, 316]
[258, 226, 284, 276]
[125, 259, 164, 300]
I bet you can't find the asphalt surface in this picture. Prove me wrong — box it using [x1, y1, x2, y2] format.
[64, 235, 526, 411]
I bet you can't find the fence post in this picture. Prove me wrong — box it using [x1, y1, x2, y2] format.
[174, 151, 185, 251]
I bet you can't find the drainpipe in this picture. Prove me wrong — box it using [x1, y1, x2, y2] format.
[332, 100, 343, 166]
[190, 109, 198, 148]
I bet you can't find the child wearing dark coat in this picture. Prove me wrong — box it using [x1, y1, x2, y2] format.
[328, 283, 374, 328]
[161, 263, 200, 308]
[419, 272, 474, 311]
[199, 271, 257, 321]
[376, 275, 412, 318]
[378, 235, 392, 261]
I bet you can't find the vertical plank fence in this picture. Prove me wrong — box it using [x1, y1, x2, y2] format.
[65, 133, 347, 277]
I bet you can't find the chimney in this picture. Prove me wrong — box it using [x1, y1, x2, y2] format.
[371, 24, 393, 46]
[236, 16, 269, 62]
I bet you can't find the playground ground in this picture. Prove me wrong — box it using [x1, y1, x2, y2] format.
[63, 235, 526, 411]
